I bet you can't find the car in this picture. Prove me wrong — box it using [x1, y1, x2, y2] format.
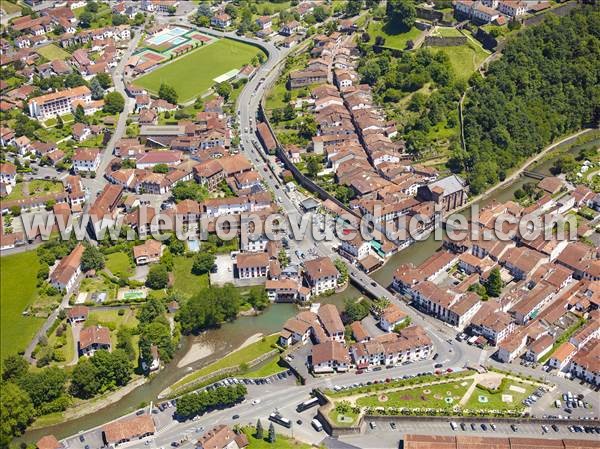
[370, 281, 377, 287]
[252, 399, 261, 405]
[568, 426, 575, 432]
[551, 424, 559, 432]
[79, 436, 85, 443]
[263, 167, 268, 172]
[481, 424, 488, 431]
[296, 419, 302, 425]
[511, 424, 518, 432]
[356, 369, 364, 374]
[542, 425, 549, 433]
[460, 423, 466, 431]
[434, 363, 443, 368]
[390, 422, 396, 430]
[171, 443, 180, 448]
[470, 423, 476, 430]
[369, 422, 376, 430]
[446, 368, 453, 372]
[232, 414, 240, 420]
[490, 423, 496, 431]
[85, 446, 90, 449]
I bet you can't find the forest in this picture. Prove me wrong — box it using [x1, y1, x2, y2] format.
[454, 7, 600, 194]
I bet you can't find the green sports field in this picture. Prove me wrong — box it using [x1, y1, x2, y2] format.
[0, 251, 44, 357]
[135, 39, 264, 103]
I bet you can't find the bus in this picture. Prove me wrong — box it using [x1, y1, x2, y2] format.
[296, 397, 320, 412]
[311, 419, 323, 432]
[269, 412, 292, 428]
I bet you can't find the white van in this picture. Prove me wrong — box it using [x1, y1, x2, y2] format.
[311, 419, 323, 432]
[555, 400, 562, 408]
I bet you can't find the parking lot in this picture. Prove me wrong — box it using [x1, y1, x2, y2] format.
[209, 254, 234, 286]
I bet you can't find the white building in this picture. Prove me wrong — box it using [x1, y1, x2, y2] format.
[28, 85, 92, 120]
[72, 148, 101, 173]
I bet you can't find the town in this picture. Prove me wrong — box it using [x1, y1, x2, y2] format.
[0, 1, 598, 449]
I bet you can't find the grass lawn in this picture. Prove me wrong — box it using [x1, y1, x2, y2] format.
[242, 426, 313, 449]
[463, 379, 534, 411]
[106, 252, 133, 277]
[172, 335, 279, 390]
[0, 251, 44, 357]
[36, 44, 71, 61]
[242, 357, 286, 379]
[367, 20, 423, 50]
[431, 41, 489, 82]
[435, 27, 463, 38]
[328, 408, 360, 427]
[135, 39, 264, 103]
[3, 180, 64, 201]
[47, 320, 76, 366]
[85, 308, 139, 335]
[0, 0, 20, 14]
[172, 255, 209, 298]
[356, 380, 473, 410]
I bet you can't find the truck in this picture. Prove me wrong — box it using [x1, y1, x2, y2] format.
[311, 419, 323, 432]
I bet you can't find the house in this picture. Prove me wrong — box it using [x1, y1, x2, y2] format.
[538, 176, 564, 195]
[280, 20, 300, 36]
[351, 325, 433, 369]
[197, 425, 249, 449]
[193, 160, 225, 191]
[133, 240, 163, 265]
[525, 334, 554, 362]
[417, 175, 468, 212]
[569, 339, 599, 385]
[289, 69, 328, 89]
[303, 257, 339, 296]
[339, 234, 370, 262]
[72, 123, 91, 142]
[317, 304, 345, 342]
[556, 242, 600, 281]
[311, 340, 350, 373]
[236, 252, 269, 279]
[50, 243, 84, 292]
[72, 148, 101, 173]
[28, 85, 92, 120]
[350, 321, 370, 343]
[498, 0, 527, 17]
[469, 305, 515, 345]
[256, 15, 272, 30]
[67, 305, 89, 323]
[102, 415, 155, 447]
[379, 303, 408, 332]
[547, 341, 576, 371]
[0, 163, 17, 195]
[279, 311, 318, 346]
[142, 344, 160, 372]
[36, 435, 63, 449]
[453, 0, 500, 23]
[79, 325, 111, 356]
[211, 13, 231, 28]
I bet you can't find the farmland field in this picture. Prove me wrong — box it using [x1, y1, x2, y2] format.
[135, 39, 263, 103]
[0, 251, 44, 357]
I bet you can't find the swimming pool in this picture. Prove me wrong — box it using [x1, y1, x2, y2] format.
[147, 27, 189, 46]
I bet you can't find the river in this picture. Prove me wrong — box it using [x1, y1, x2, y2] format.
[22, 134, 598, 442]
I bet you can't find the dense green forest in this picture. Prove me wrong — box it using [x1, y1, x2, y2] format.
[453, 7, 600, 194]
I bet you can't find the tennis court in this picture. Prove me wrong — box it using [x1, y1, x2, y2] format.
[147, 26, 190, 46]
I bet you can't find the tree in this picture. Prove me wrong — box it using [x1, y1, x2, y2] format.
[215, 82, 233, 100]
[313, 6, 328, 22]
[17, 367, 67, 409]
[298, 116, 317, 139]
[79, 10, 94, 28]
[167, 5, 177, 15]
[158, 83, 178, 105]
[146, 264, 169, 289]
[359, 60, 381, 85]
[386, 0, 416, 30]
[56, 115, 64, 129]
[485, 267, 503, 297]
[343, 298, 370, 323]
[103, 91, 125, 114]
[95, 72, 111, 89]
[255, 419, 263, 439]
[268, 422, 276, 443]
[2, 355, 29, 382]
[306, 155, 321, 178]
[277, 248, 289, 268]
[345, 0, 362, 16]
[81, 245, 105, 272]
[74, 104, 86, 123]
[191, 252, 215, 275]
[65, 72, 86, 88]
[70, 357, 102, 399]
[361, 32, 371, 43]
[172, 181, 209, 202]
[153, 163, 169, 174]
[0, 382, 35, 447]
[271, 108, 283, 124]
[90, 78, 104, 101]
[112, 13, 127, 26]
[138, 297, 166, 324]
[177, 285, 242, 334]
[193, 96, 203, 110]
[283, 103, 296, 121]
[197, 3, 211, 17]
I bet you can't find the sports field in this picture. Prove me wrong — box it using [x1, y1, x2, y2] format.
[135, 38, 263, 103]
[0, 251, 44, 357]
